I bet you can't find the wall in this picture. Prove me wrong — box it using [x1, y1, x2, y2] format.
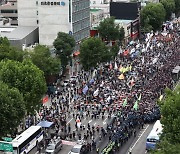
[18, 0, 38, 26]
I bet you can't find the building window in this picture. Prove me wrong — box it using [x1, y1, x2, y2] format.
[37, 11, 38, 15]
[37, 20, 39, 24]
[36, 1, 38, 5]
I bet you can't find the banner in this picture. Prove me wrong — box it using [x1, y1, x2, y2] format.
[133, 100, 138, 110]
[82, 85, 88, 95]
[118, 74, 125, 80]
[123, 97, 127, 107]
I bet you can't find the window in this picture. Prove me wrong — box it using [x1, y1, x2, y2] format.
[36, 1, 38, 5]
[37, 20, 39, 24]
[37, 11, 38, 15]
[69, 0, 71, 22]
[1, 10, 17, 13]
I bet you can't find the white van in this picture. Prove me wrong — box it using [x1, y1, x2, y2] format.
[45, 138, 63, 154]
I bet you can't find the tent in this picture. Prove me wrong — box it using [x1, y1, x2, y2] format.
[37, 120, 54, 128]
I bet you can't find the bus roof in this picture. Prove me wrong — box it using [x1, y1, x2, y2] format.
[12, 126, 41, 147]
[147, 120, 163, 140]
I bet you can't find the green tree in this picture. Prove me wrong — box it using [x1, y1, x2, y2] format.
[0, 81, 25, 137]
[174, 0, 180, 15]
[98, 17, 119, 42]
[141, 3, 166, 32]
[152, 140, 180, 154]
[0, 37, 24, 62]
[53, 32, 75, 72]
[110, 44, 119, 58]
[29, 45, 61, 76]
[160, 0, 175, 20]
[79, 37, 110, 71]
[160, 86, 180, 144]
[119, 27, 125, 45]
[152, 86, 180, 154]
[0, 60, 47, 114]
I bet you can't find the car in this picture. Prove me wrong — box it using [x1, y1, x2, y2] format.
[45, 138, 63, 154]
[68, 144, 87, 154]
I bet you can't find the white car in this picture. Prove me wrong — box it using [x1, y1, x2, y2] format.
[70, 76, 78, 84]
[68, 144, 86, 154]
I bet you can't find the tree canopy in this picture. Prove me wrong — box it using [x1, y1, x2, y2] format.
[140, 3, 166, 32]
[0, 81, 25, 137]
[0, 37, 24, 62]
[29, 45, 61, 76]
[152, 85, 180, 153]
[79, 37, 110, 71]
[160, 0, 175, 20]
[0, 60, 47, 114]
[174, 0, 180, 15]
[160, 86, 180, 143]
[98, 17, 119, 41]
[53, 32, 75, 71]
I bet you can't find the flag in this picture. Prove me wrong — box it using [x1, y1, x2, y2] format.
[133, 100, 138, 110]
[82, 85, 88, 95]
[138, 94, 141, 101]
[118, 74, 125, 80]
[109, 63, 113, 69]
[114, 62, 118, 70]
[159, 95, 163, 101]
[129, 65, 132, 71]
[93, 88, 99, 97]
[123, 97, 128, 107]
[130, 78, 135, 87]
[42, 95, 49, 104]
[119, 67, 124, 73]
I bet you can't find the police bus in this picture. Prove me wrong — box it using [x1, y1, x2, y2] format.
[146, 120, 163, 150]
[12, 126, 43, 154]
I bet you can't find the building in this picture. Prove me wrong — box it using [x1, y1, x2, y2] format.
[90, 8, 104, 36]
[0, 0, 18, 26]
[110, 2, 141, 40]
[18, 0, 90, 47]
[0, 26, 39, 49]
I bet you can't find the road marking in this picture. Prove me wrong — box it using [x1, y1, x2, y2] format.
[103, 122, 106, 125]
[103, 117, 108, 123]
[131, 124, 149, 150]
[94, 122, 96, 126]
[145, 150, 147, 154]
[89, 120, 92, 123]
[67, 118, 73, 125]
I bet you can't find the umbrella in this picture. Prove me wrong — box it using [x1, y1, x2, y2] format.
[129, 41, 135, 45]
[37, 120, 54, 128]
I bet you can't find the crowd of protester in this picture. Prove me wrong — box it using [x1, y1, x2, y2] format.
[20, 22, 180, 153]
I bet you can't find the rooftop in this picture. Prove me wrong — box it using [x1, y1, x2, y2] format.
[0, 26, 38, 40]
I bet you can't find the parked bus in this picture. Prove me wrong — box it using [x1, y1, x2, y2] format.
[12, 126, 43, 154]
[146, 120, 163, 150]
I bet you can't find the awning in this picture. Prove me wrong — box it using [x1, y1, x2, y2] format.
[37, 120, 54, 128]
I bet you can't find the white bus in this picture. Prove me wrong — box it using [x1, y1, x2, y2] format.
[146, 120, 163, 150]
[12, 126, 43, 154]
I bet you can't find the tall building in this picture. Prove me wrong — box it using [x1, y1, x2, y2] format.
[18, 0, 90, 47]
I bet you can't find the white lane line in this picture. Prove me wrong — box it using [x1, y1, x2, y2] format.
[67, 118, 73, 125]
[103, 122, 106, 125]
[131, 124, 149, 150]
[89, 120, 92, 123]
[94, 122, 96, 126]
[145, 150, 147, 154]
[103, 117, 108, 123]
